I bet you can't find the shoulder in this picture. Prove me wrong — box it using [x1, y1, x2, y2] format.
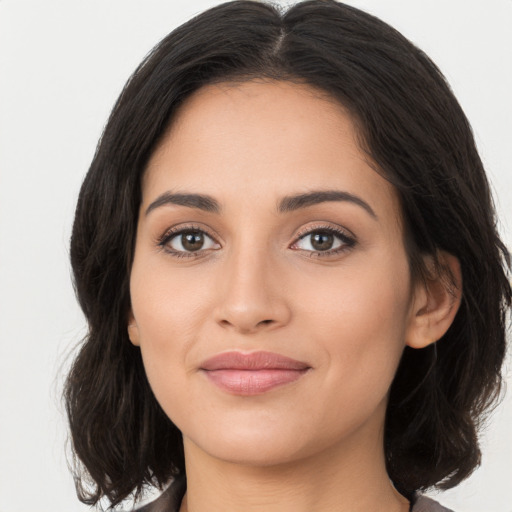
[412, 494, 455, 512]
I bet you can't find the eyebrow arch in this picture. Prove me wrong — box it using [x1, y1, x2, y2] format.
[145, 192, 221, 216]
[278, 190, 377, 219]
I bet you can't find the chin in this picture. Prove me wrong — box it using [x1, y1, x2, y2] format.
[181, 413, 310, 464]
[181, 411, 354, 469]
[200, 436, 312, 467]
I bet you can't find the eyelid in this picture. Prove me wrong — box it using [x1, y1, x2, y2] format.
[293, 222, 356, 241]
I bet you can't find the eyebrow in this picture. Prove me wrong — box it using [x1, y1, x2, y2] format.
[145, 192, 221, 216]
[278, 190, 377, 219]
[145, 189, 377, 219]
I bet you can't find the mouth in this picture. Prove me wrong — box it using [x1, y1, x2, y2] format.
[200, 351, 311, 396]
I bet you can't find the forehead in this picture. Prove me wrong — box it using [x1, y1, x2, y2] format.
[143, 80, 400, 226]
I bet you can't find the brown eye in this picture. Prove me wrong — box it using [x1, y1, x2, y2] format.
[164, 229, 220, 254]
[293, 227, 355, 255]
[310, 232, 334, 251]
[181, 232, 205, 251]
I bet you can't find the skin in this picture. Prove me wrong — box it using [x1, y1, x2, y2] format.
[128, 80, 461, 512]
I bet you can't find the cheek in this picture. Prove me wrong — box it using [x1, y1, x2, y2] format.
[131, 255, 210, 341]
[297, 254, 412, 398]
[304, 251, 409, 308]
[129, 258, 209, 403]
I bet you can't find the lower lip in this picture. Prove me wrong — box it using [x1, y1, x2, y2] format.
[203, 369, 308, 395]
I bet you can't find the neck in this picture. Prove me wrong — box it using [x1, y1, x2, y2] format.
[179, 411, 409, 512]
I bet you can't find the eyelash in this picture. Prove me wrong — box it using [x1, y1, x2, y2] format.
[157, 223, 357, 259]
[292, 224, 356, 258]
[157, 224, 218, 259]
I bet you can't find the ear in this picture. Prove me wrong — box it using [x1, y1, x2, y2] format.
[127, 310, 141, 346]
[406, 251, 462, 349]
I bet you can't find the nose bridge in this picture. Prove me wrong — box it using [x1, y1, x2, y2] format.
[214, 236, 290, 333]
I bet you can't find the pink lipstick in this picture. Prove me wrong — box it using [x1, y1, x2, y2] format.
[200, 351, 310, 395]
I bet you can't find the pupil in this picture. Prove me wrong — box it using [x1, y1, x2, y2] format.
[182, 232, 204, 251]
[311, 232, 334, 251]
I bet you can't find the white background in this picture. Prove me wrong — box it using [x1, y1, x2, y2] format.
[0, 1, 511, 511]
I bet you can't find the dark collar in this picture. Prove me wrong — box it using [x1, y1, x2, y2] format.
[135, 477, 186, 512]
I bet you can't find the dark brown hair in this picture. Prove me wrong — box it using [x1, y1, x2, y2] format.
[65, 0, 511, 506]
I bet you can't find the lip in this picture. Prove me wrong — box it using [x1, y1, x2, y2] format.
[200, 351, 311, 395]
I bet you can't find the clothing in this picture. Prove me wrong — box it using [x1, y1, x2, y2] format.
[412, 495, 454, 512]
[135, 478, 454, 512]
[136, 478, 185, 512]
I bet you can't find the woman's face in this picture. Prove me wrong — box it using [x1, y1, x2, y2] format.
[129, 80, 421, 466]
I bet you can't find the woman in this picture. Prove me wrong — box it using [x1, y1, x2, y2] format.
[65, 1, 511, 511]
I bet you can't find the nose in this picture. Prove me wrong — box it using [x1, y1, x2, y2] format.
[213, 246, 292, 335]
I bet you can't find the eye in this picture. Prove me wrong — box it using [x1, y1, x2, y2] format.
[291, 226, 356, 256]
[159, 227, 220, 256]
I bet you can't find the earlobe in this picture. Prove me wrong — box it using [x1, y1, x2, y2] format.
[127, 311, 141, 346]
[406, 252, 462, 349]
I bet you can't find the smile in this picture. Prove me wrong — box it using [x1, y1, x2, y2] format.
[200, 351, 311, 395]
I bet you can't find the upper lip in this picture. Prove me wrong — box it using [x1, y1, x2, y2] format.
[200, 351, 310, 371]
